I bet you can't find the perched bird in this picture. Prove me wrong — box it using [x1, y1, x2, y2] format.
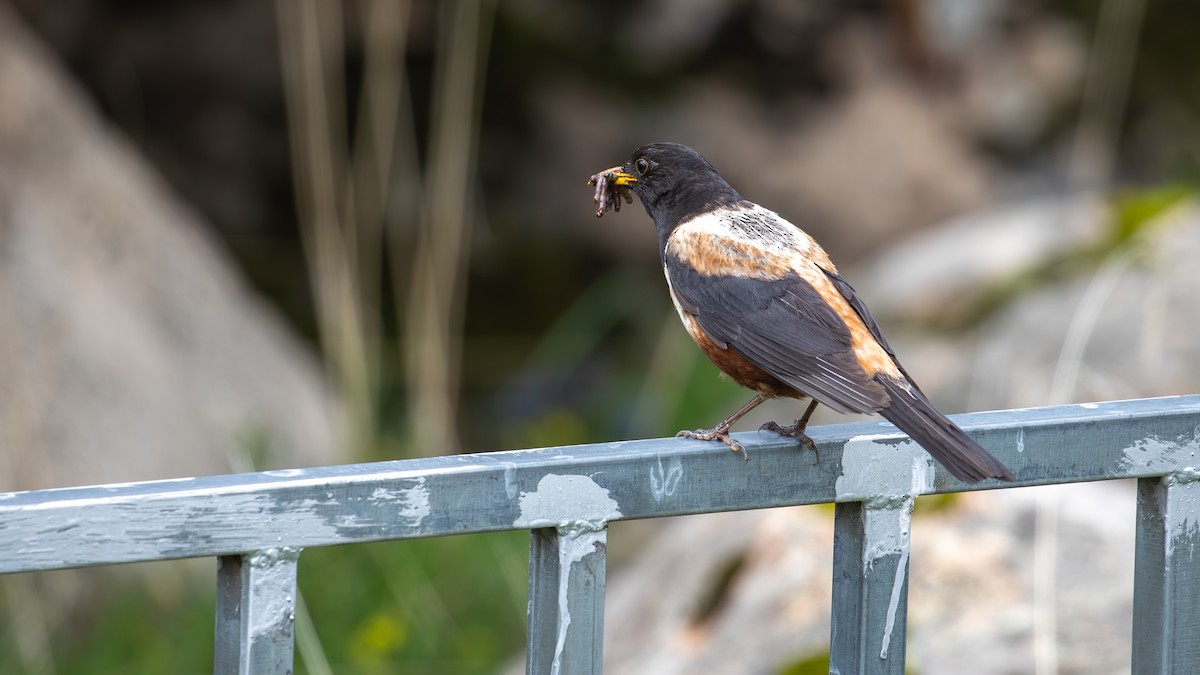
[589, 142, 1014, 483]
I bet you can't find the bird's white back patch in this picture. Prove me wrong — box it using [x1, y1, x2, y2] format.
[673, 204, 813, 257]
[665, 203, 832, 282]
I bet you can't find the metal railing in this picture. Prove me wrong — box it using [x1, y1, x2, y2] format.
[2, 395, 1199, 674]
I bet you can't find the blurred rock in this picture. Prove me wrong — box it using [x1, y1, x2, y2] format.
[859, 196, 1200, 411]
[596, 481, 1134, 675]
[856, 193, 1109, 327]
[0, 5, 340, 491]
[966, 201, 1200, 407]
[923, 0, 1086, 150]
[602, 509, 833, 675]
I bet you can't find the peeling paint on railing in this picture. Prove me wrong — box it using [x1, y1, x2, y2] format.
[876, 497, 914, 660]
[550, 528, 606, 675]
[835, 436, 934, 503]
[513, 474, 621, 532]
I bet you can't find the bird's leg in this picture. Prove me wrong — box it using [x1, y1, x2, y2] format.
[677, 393, 768, 461]
[761, 399, 820, 458]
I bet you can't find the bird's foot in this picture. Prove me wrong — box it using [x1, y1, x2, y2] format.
[760, 420, 819, 460]
[677, 427, 748, 462]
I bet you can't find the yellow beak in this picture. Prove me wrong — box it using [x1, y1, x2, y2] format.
[597, 165, 637, 186]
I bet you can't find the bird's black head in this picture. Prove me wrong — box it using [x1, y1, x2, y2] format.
[595, 143, 743, 247]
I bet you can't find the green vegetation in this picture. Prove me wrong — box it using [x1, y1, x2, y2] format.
[776, 652, 831, 675]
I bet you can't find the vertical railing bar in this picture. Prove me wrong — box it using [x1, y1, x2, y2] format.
[829, 498, 913, 675]
[526, 526, 608, 675]
[1131, 476, 1200, 673]
[215, 555, 247, 673]
[1132, 477, 1168, 673]
[214, 548, 301, 675]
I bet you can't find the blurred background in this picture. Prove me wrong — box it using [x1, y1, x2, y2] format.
[0, 0, 1197, 673]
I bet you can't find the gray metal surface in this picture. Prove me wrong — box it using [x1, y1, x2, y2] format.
[526, 527, 607, 675]
[830, 499, 913, 675]
[1131, 475, 1200, 673]
[214, 548, 300, 675]
[3, 395, 1197, 575]
[828, 435, 928, 675]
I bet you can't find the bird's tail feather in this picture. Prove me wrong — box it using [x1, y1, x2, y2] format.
[876, 377, 1015, 483]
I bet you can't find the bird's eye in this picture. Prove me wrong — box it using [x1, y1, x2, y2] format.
[634, 158, 650, 175]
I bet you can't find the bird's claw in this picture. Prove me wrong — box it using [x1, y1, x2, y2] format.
[760, 420, 820, 460]
[677, 428, 749, 461]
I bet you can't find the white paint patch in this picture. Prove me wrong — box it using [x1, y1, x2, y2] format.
[869, 497, 915, 660]
[551, 528, 606, 675]
[298, 494, 340, 510]
[368, 477, 431, 527]
[246, 548, 299, 639]
[881, 544, 910, 660]
[513, 474, 621, 531]
[1165, 471, 1200, 557]
[1170, 518, 1200, 559]
[503, 463, 518, 499]
[650, 454, 684, 502]
[110, 476, 199, 488]
[862, 497, 914, 569]
[1177, 467, 1200, 483]
[1078, 402, 1100, 409]
[1119, 436, 1184, 475]
[263, 469, 305, 478]
[836, 434, 934, 502]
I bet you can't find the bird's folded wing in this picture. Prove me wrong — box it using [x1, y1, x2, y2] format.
[666, 254, 890, 414]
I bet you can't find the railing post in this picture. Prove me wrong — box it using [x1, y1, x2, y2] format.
[1132, 475, 1200, 673]
[526, 526, 608, 675]
[829, 497, 914, 675]
[214, 548, 301, 675]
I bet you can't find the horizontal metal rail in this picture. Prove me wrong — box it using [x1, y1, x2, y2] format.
[2, 395, 1199, 674]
